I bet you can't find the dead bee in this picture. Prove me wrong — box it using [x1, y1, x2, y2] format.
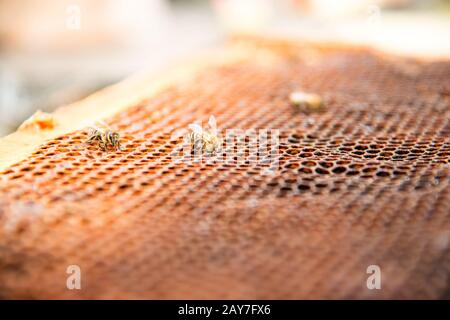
[290, 91, 325, 113]
[186, 116, 220, 154]
[85, 124, 121, 151]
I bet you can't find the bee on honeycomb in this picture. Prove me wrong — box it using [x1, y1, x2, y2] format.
[85, 122, 121, 151]
[186, 116, 220, 154]
[290, 91, 326, 113]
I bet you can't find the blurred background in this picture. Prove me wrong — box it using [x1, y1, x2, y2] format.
[0, 0, 449, 136]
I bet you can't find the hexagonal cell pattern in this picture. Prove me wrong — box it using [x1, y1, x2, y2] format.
[0, 39, 449, 299]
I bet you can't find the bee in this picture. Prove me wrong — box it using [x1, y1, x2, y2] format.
[85, 123, 121, 151]
[186, 116, 220, 154]
[290, 91, 325, 113]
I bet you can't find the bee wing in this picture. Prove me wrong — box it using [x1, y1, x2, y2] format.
[84, 119, 107, 131]
[86, 126, 98, 135]
[208, 115, 217, 135]
[95, 120, 111, 130]
[188, 123, 203, 134]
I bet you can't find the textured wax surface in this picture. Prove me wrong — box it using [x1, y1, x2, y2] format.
[0, 39, 449, 299]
